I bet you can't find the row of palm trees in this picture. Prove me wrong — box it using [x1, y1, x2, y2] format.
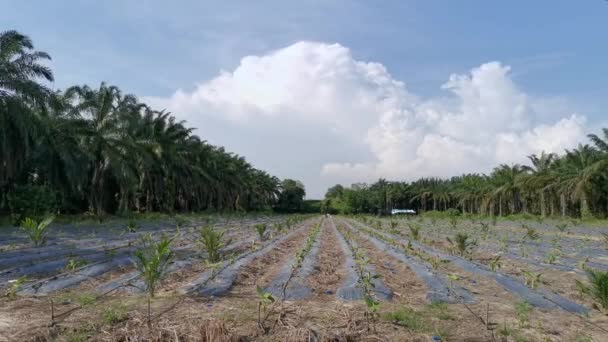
[326, 135, 608, 219]
[1, 30, 282, 216]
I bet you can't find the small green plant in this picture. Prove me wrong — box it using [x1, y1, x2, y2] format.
[65, 258, 88, 272]
[489, 255, 502, 272]
[255, 223, 267, 241]
[522, 224, 540, 240]
[408, 223, 420, 241]
[447, 232, 476, 256]
[102, 304, 129, 325]
[576, 268, 608, 310]
[133, 234, 174, 327]
[514, 301, 532, 328]
[126, 219, 138, 233]
[383, 306, 426, 331]
[479, 221, 490, 235]
[5, 276, 28, 299]
[174, 216, 189, 229]
[555, 222, 568, 232]
[274, 222, 284, 233]
[522, 271, 542, 289]
[425, 301, 454, 320]
[256, 285, 275, 333]
[20, 215, 54, 247]
[389, 220, 398, 229]
[199, 225, 230, 263]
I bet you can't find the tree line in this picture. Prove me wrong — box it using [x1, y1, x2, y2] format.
[1, 30, 305, 219]
[323, 139, 608, 219]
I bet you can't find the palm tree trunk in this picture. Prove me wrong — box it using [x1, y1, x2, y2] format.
[540, 191, 546, 218]
[560, 193, 567, 217]
[581, 193, 592, 219]
[499, 196, 503, 217]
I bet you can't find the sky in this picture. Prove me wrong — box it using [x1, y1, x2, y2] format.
[3, 1, 608, 198]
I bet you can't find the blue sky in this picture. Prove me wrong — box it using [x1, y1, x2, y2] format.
[4, 1, 608, 197]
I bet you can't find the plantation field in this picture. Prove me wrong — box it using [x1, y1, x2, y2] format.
[1, 215, 608, 341]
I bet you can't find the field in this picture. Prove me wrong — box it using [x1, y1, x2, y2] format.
[1, 215, 608, 341]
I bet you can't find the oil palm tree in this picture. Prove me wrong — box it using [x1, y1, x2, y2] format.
[520, 152, 557, 217]
[0, 30, 53, 192]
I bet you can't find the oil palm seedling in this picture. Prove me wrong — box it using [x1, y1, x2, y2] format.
[522, 271, 542, 289]
[447, 232, 476, 256]
[489, 256, 502, 272]
[199, 225, 230, 263]
[65, 258, 88, 272]
[256, 285, 275, 333]
[576, 268, 608, 310]
[555, 222, 568, 233]
[20, 215, 54, 247]
[126, 219, 138, 233]
[514, 301, 532, 328]
[255, 223, 267, 241]
[133, 234, 174, 327]
[5, 276, 28, 299]
[408, 223, 420, 241]
[522, 224, 540, 240]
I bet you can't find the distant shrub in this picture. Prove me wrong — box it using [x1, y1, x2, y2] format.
[8, 184, 58, 223]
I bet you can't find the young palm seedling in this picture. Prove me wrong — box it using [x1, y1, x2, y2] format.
[489, 256, 502, 272]
[555, 222, 568, 233]
[20, 215, 54, 247]
[133, 234, 174, 327]
[447, 232, 476, 257]
[199, 225, 230, 263]
[576, 268, 608, 311]
[389, 220, 398, 229]
[65, 258, 88, 272]
[126, 219, 138, 233]
[522, 224, 540, 241]
[5, 276, 28, 299]
[408, 223, 420, 241]
[522, 271, 542, 289]
[255, 223, 267, 241]
[256, 286, 275, 333]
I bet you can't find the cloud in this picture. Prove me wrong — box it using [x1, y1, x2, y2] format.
[145, 42, 588, 198]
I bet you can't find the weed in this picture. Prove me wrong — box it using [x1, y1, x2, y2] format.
[383, 306, 426, 331]
[425, 301, 454, 320]
[102, 304, 129, 325]
[20, 215, 54, 247]
[75, 293, 96, 306]
[274, 222, 284, 233]
[199, 225, 230, 263]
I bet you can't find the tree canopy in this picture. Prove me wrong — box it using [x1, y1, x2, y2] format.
[0, 30, 303, 219]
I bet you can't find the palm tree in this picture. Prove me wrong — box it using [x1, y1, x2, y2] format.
[490, 164, 524, 216]
[552, 145, 601, 219]
[520, 152, 557, 217]
[0, 30, 53, 192]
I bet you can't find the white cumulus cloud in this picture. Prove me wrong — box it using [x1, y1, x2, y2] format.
[145, 41, 588, 198]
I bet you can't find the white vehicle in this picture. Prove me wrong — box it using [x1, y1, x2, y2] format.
[391, 208, 416, 215]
